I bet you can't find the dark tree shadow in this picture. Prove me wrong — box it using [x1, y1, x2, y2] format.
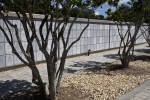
[70, 61, 111, 68]
[103, 54, 119, 60]
[0, 79, 32, 99]
[70, 61, 102, 68]
[94, 63, 150, 77]
[133, 55, 150, 61]
[135, 48, 150, 54]
[65, 61, 112, 74]
[64, 68, 78, 74]
[106, 64, 124, 71]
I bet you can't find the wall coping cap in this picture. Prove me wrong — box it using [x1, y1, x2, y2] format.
[1, 11, 148, 25]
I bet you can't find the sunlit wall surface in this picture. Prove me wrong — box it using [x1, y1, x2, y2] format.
[0, 17, 148, 68]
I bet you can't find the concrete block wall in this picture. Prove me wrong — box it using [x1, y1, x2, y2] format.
[136, 26, 148, 44]
[0, 15, 148, 68]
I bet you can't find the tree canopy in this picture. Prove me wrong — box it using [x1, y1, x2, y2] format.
[0, 0, 106, 20]
[106, 0, 150, 23]
[70, 7, 105, 20]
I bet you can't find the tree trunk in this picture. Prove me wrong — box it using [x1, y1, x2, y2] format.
[49, 67, 56, 100]
[120, 57, 129, 68]
[46, 59, 56, 100]
[31, 65, 46, 99]
[148, 39, 150, 47]
[56, 52, 67, 92]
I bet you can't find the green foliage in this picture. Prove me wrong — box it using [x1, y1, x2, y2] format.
[107, 0, 119, 7]
[92, 0, 107, 7]
[106, 0, 150, 23]
[0, 0, 91, 13]
[70, 7, 105, 20]
[106, 4, 132, 22]
[0, 0, 107, 20]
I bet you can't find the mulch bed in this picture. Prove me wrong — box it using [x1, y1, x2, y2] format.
[60, 53, 150, 100]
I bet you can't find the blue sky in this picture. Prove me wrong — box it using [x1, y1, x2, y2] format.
[94, 0, 130, 18]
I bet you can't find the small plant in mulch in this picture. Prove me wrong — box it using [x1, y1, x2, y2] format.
[71, 85, 76, 89]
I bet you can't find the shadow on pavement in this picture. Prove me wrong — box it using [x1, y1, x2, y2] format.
[135, 48, 150, 54]
[64, 61, 112, 74]
[103, 54, 119, 60]
[70, 61, 103, 68]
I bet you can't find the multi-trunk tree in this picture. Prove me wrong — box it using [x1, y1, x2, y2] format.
[0, 0, 91, 100]
[106, 0, 150, 68]
[0, 0, 106, 100]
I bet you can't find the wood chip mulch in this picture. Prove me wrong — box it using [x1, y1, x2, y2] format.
[61, 53, 150, 100]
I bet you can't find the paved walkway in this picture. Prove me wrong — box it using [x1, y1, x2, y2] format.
[0, 43, 149, 99]
[116, 80, 150, 100]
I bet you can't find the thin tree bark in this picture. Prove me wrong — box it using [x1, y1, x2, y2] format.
[30, 64, 46, 98]
[56, 51, 67, 92]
